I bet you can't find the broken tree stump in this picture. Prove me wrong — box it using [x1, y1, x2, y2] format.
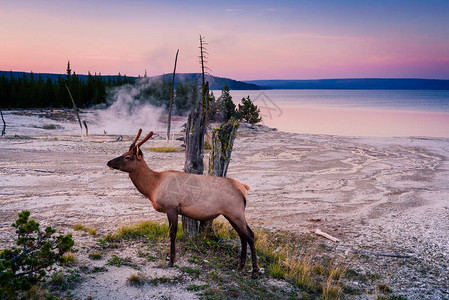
[200, 118, 240, 234]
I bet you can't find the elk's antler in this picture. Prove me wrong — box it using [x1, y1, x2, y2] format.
[129, 128, 143, 150]
[137, 131, 154, 147]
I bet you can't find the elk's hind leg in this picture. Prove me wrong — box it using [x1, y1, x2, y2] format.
[224, 216, 259, 277]
[167, 210, 178, 266]
[246, 224, 259, 278]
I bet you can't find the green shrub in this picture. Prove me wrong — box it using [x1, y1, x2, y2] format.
[88, 251, 103, 260]
[0, 210, 74, 299]
[237, 96, 262, 125]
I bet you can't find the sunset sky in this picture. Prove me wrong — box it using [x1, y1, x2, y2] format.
[1, 0, 449, 80]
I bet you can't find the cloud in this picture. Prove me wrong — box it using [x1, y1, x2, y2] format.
[225, 8, 244, 12]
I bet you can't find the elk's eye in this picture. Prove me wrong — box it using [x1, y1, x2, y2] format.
[124, 156, 130, 160]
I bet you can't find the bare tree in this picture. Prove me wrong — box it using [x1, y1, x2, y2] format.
[1, 108, 6, 137]
[167, 49, 179, 141]
[182, 36, 210, 237]
[64, 83, 84, 140]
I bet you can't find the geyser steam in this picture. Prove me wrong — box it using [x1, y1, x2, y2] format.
[96, 78, 168, 135]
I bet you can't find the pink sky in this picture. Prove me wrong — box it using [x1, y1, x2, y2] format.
[1, 1, 449, 80]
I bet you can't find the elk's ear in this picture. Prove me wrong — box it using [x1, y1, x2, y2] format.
[136, 146, 143, 160]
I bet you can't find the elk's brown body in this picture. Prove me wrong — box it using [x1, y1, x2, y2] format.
[107, 129, 259, 277]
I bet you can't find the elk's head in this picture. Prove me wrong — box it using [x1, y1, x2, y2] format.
[107, 129, 153, 173]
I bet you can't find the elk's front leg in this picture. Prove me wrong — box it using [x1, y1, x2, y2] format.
[167, 210, 178, 266]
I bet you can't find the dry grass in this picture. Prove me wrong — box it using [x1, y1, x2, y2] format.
[322, 263, 346, 299]
[60, 252, 76, 266]
[73, 224, 97, 236]
[254, 227, 346, 294]
[127, 273, 146, 287]
[212, 217, 238, 240]
[99, 219, 349, 298]
[146, 147, 177, 152]
[88, 251, 103, 260]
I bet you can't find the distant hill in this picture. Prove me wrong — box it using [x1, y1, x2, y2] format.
[0, 71, 260, 90]
[246, 78, 449, 90]
[157, 73, 260, 90]
[4, 71, 448, 90]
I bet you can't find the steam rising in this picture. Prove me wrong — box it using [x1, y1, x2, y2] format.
[95, 79, 168, 135]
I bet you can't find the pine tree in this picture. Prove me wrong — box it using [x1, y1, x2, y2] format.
[66, 61, 72, 80]
[217, 83, 236, 121]
[238, 96, 262, 125]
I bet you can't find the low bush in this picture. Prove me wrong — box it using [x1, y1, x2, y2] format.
[0, 210, 74, 299]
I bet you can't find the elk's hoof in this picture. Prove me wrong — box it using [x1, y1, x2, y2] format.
[251, 269, 260, 279]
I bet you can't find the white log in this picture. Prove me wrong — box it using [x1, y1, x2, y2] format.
[315, 228, 340, 242]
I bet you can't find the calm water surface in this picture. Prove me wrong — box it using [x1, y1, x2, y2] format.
[224, 90, 449, 138]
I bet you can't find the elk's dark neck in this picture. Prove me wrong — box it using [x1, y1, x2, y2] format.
[128, 161, 159, 199]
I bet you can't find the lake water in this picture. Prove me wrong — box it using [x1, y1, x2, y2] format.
[223, 90, 449, 138]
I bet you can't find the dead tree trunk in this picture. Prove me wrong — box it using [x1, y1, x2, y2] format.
[167, 49, 179, 141]
[182, 105, 207, 236]
[1, 108, 6, 137]
[208, 118, 239, 178]
[65, 83, 83, 139]
[83, 120, 88, 137]
[182, 36, 209, 237]
[200, 118, 239, 234]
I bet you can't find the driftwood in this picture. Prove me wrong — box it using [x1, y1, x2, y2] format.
[167, 49, 179, 141]
[315, 228, 340, 242]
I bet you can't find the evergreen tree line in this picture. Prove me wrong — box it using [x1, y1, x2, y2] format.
[0, 63, 262, 124]
[0, 70, 133, 109]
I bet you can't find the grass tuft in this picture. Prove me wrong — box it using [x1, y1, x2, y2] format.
[60, 252, 76, 266]
[107, 255, 132, 267]
[212, 219, 238, 240]
[73, 224, 84, 231]
[147, 147, 177, 152]
[322, 263, 346, 299]
[73, 224, 97, 236]
[105, 220, 182, 242]
[88, 251, 103, 260]
[127, 273, 146, 287]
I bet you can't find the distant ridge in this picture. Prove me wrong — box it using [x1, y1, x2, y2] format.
[3, 71, 448, 90]
[246, 78, 449, 90]
[0, 71, 260, 90]
[157, 73, 260, 90]
[245, 78, 449, 90]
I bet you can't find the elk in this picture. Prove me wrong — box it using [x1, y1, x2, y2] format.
[107, 129, 259, 277]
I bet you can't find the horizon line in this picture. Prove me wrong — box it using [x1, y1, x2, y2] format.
[2, 70, 449, 82]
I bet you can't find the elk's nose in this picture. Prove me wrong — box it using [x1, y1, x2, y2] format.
[107, 160, 114, 170]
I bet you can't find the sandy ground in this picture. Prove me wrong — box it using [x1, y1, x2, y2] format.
[0, 110, 448, 299]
